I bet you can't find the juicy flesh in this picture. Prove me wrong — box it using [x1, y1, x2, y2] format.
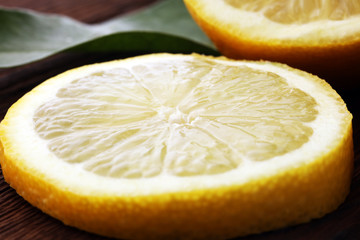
[225, 0, 360, 24]
[33, 58, 317, 178]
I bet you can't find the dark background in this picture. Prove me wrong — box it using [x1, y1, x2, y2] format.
[1, 0, 360, 239]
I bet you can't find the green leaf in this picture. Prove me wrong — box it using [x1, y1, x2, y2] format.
[0, 0, 218, 68]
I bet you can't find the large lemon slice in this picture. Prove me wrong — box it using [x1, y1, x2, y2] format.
[0, 54, 353, 239]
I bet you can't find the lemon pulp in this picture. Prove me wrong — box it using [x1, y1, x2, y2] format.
[225, 0, 360, 24]
[34, 57, 317, 178]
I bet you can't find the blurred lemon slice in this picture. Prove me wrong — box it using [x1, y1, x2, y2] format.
[184, 0, 360, 87]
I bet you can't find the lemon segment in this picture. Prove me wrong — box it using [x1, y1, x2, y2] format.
[33, 59, 318, 178]
[0, 54, 353, 239]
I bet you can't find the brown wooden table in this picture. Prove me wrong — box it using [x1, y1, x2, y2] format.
[1, 1, 360, 239]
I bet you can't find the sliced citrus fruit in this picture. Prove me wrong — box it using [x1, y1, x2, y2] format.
[0, 54, 353, 239]
[183, 0, 360, 87]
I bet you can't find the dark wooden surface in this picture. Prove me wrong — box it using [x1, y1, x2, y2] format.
[1, 1, 360, 239]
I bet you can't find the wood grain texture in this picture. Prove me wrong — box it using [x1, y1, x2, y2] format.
[0, 0, 360, 239]
[0, 0, 156, 23]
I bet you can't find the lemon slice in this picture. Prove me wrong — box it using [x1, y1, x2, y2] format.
[0, 54, 353, 239]
[184, 0, 360, 87]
